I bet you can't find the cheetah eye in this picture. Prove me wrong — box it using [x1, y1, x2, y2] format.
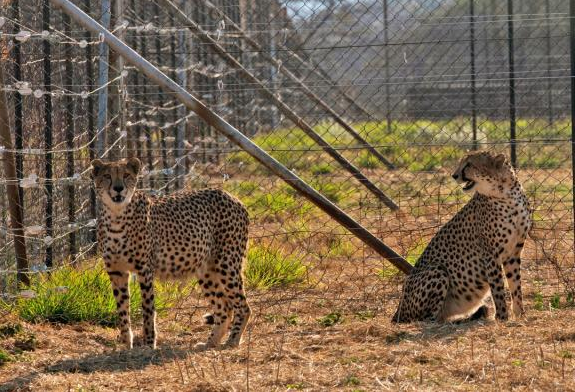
[103, 174, 112, 180]
[123, 173, 131, 179]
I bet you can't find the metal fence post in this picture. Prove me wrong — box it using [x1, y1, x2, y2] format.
[42, 0, 54, 268]
[469, 0, 478, 151]
[570, 0, 575, 255]
[96, 0, 110, 158]
[63, 11, 77, 257]
[10, 0, 24, 208]
[507, 0, 517, 167]
[83, 0, 97, 247]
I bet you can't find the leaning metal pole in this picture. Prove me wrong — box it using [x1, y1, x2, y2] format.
[49, 0, 412, 274]
[159, 0, 398, 210]
[198, 0, 395, 170]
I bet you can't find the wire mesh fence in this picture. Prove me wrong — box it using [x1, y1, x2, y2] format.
[0, 0, 574, 326]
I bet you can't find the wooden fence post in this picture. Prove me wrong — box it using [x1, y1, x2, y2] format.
[0, 50, 29, 286]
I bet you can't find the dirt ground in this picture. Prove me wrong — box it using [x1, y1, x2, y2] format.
[1, 289, 575, 392]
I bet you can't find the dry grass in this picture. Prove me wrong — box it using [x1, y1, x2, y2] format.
[1, 285, 575, 391]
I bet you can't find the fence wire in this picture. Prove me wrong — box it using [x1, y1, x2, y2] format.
[0, 0, 573, 326]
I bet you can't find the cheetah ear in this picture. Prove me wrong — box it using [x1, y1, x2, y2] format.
[126, 157, 141, 175]
[494, 154, 506, 169]
[91, 159, 105, 177]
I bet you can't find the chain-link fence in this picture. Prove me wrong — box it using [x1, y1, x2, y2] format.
[0, 0, 573, 327]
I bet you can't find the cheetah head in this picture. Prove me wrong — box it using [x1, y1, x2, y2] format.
[91, 157, 141, 212]
[452, 152, 516, 197]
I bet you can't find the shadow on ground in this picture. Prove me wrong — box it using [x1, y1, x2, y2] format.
[0, 343, 199, 391]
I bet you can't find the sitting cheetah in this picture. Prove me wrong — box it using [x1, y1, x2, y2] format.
[392, 152, 531, 323]
[91, 157, 251, 350]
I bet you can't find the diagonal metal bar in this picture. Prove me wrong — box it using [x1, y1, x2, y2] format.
[49, 0, 412, 274]
[158, 0, 398, 210]
[200, 0, 395, 170]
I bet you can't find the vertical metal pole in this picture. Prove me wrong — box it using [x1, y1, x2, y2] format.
[0, 51, 29, 286]
[470, 0, 477, 150]
[545, 0, 553, 126]
[153, 1, 169, 188]
[130, 0, 142, 161]
[42, 0, 54, 268]
[570, 0, 575, 255]
[10, 0, 24, 208]
[83, 0, 97, 246]
[507, 0, 517, 167]
[96, 0, 111, 157]
[140, 2, 154, 189]
[110, 0, 126, 158]
[63, 11, 77, 257]
[175, 24, 187, 189]
[383, 0, 392, 133]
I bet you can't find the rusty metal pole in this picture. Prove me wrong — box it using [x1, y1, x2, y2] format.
[158, 0, 399, 210]
[49, 0, 412, 274]
[0, 57, 29, 286]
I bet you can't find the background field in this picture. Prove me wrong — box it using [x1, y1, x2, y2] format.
[1, 0, 575, 390]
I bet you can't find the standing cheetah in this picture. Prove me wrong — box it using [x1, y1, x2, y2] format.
[392, 152, 531, 323]
[91, 157, 251, 350]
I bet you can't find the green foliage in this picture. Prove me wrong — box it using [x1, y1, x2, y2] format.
[318, 311, 342, 327]
[551, 294, 561, 310]
[245, 246, 307, 290]
[0, 349, 12, 366]
[2, 262, 196, 326]
[511, 359, 525, 367]
[559, 350, 573, 359]
[357, 151, 380, 169]
[355, 310, 375, 321]
[343, 375, 361, 386]
[533, 292, 544, 311]
[310, 163, 333, 175]
[286, 382, 306, 390]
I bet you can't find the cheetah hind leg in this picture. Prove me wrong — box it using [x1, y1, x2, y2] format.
[222, 276, 251, 349]
[393, 266, 449, 323]
[194, 279, 233, 351]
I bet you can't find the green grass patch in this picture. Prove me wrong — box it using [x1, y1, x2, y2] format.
[245, 246, 307, 290]
[318, 311, 343, 327]
[310, 163, 333, 175]
[357, 151, 380, 169]
[0, 349, 12, 366]
[2, 262, 196, 326]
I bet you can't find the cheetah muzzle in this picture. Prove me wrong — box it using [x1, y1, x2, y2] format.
[92, 157, 251, 350]
[393, 151, 532, 323]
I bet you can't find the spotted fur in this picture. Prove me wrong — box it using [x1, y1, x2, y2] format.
[392, 152, 532, 323]
[92, 157, 251, 350]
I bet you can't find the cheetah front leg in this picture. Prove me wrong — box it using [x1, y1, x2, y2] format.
[137, 270, 157, 349]
[108, 270, 133, 349]
[503, 244, 525, 318]
[485, 259, 509, 321]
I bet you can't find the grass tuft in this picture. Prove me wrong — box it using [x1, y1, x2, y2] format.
[0, 349, 12, 366]
[318, 311, 343, 327]
[245, 246, 307, 290]
[2, 262, 196, 326]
